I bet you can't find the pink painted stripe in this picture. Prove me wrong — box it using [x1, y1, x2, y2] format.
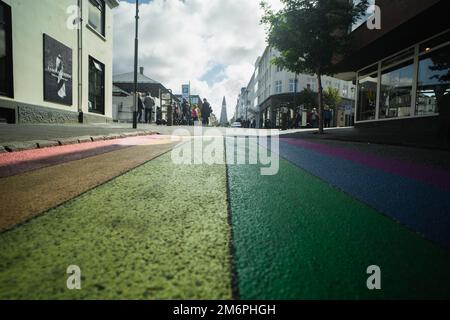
[283, 138, 450, 190]
[0, 135, 165, 178]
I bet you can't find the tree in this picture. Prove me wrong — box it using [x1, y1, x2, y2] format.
[298, 88, 317, 109]
[261, 0, 369, 134]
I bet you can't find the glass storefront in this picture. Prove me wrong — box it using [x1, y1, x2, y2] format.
[416, 44, 450, 116]
[357, 65, 377, 121]
[356, 32, 450, 123]
[0, 2, 11, 97]
[379, 60, 414, 119]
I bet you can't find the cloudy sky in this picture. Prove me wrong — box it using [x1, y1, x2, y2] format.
[114, 0, 282, 119]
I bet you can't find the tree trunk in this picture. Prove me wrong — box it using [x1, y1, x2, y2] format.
[317, 72, 324, 134]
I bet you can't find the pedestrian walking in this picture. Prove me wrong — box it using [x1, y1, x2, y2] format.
[192, 106, 198, 122]
[156, 106, 162, 125]
[201, 98, 212, 127]
[182, 98, 190, 125]
[324, 107, 332, 128]
[144, 93, 155, 124]
[281, 106, 289, 131]
[311, 108, 318, 128]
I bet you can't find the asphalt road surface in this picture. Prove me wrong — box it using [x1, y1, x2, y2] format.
[1, 129, 450, 299]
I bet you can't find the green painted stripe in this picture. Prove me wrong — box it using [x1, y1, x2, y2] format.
[228, 151, 450, 299]
[0, 151, 232, 299]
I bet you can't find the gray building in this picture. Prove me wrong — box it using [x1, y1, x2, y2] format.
[236, 46, 356, 128]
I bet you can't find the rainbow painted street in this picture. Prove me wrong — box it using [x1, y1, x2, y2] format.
[1, 130, 450, 299]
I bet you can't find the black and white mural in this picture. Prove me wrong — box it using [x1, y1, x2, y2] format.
[43, 34, 73, 106]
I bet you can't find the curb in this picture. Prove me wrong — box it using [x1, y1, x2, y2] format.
[0, 131, 159, 154]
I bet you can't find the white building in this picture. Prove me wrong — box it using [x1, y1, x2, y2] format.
[236, 46, 356, 128]
[0, 0, 119, 124]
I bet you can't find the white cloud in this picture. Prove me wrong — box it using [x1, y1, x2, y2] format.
[113, 0, 282, 119]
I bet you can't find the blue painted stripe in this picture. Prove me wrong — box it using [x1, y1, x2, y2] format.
[271, 140, 450, 251]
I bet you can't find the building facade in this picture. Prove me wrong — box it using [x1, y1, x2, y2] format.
[236, 46, 356, 128]
[334, 0, 450, 142]
[113, 68, 177, 123]
[0, 0, 119, 124]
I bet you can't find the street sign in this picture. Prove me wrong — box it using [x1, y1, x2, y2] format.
[182, 84, 190, 101]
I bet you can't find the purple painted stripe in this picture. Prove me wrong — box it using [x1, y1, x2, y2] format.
[283, 138, 450, 190]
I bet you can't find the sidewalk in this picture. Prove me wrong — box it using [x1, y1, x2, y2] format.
[281, 127, 450, 151]
[0, 123, 160, 152]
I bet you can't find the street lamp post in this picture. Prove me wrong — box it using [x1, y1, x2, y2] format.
[132, 0, 140, 129]
[167, 89, 173, 126]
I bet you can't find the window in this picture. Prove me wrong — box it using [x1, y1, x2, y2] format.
[88, 0, 105, 36]
[343, 85, 349, 97]
[289, 79, 298, 92]
[351, 0, 375, 32]
[379, 60, 414, 119]
[357, 65, 378, 121]
[275, 80, 282, 93]
[416, 44, 450, 116]
[0, 1, 13, 97]
[276, 65, 283, 72]
[88, 57, 105, 114]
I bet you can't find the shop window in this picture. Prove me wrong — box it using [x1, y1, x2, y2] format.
[416, 44, 450, 116]
[357, 65, 377, 121]
[379, 60, 414, 119]
[88, 0, 105, 36]
[88, 56, 105, 114]
[0, 1, 13, 97]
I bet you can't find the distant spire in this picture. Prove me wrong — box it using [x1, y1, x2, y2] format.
[220, 96, 228, 126]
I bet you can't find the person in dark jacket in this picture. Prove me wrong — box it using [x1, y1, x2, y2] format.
[144, 93, 155, 124]
[201, 98, 212, 126]
[324, 107, 332, 128]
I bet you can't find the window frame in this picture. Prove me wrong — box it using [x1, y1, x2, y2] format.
[354, 29, 450, 124]
[288, 78, 298, 93]
[0, 1, 13, 98]
[87, 0, 106, 37]
[88, 56, 105, 115]
[275, 80, 282, 94]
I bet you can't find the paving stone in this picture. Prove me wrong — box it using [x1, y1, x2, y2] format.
[90, 135, 106, 142]
[77, 136, 93, 143]
[58, 138, 79, 146]
[3, 141, 39, 152]
[104, 134, 122, 140]
[35, 140, 60, 149]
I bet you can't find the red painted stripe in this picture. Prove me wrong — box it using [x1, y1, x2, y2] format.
[0, 135, 165, 178]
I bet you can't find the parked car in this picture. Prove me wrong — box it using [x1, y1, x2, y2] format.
[231, 122, 242, 128]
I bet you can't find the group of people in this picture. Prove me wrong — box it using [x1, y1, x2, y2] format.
[136, 94, 213, 127]
[241, 119, 257, 128]
[307, 107, 333, 128]
[261, 107, 334, 130]
[137, 92, 163, 124]
[173, 98, 212, 126]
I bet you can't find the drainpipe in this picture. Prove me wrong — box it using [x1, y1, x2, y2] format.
[77, 0, 84, 123]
